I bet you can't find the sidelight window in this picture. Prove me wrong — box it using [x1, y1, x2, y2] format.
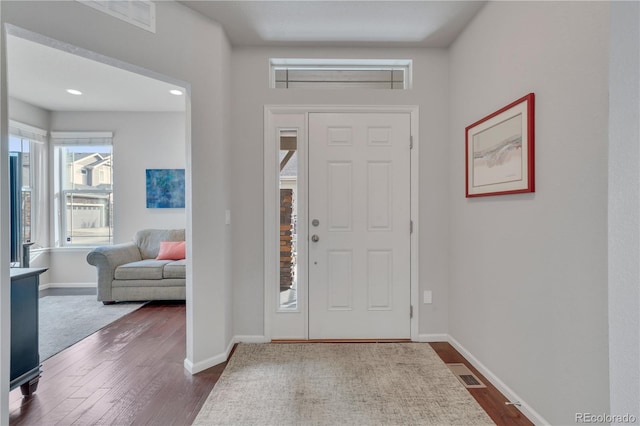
[279, 130, 299, 310]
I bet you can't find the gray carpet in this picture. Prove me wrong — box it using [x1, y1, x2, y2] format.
[193, 343, 495, 426]
[38, 295, 145, 361]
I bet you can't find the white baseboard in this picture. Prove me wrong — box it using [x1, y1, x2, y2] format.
[183, 335, 268, 374]
[40, 282, 97, 290]
[447, 335, 549, 425]
[416, 333, 448, 342]
[234, 335, 269, 344]
[184, 338, 235, 374]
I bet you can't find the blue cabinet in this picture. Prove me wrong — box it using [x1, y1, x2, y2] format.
[10, 267, 46, 396]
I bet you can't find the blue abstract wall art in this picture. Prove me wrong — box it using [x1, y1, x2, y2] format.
[146, 169, 185, 208]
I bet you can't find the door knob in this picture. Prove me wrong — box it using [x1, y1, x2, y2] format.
[311, 234, 320, 242]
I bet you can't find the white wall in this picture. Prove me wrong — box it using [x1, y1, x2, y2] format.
[0, 3, 232, 417]
[608, 1, 640, 422]
[8, 97, 50, 129]
[230, 47, 450, 338]
[221, 32, 234, 353]
[449, 2, 610, 424]
[0, 5, 9, 423]
[50, 111, 186, 243]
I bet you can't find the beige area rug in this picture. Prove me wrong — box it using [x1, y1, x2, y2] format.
[193, 343, 495, 426]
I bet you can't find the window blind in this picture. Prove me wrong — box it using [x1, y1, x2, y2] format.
[9, 120, 48, 143]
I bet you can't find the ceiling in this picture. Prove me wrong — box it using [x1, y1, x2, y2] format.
[180, 1, 486, 48]
[6, 1, 485, 113]
[7, 35, 187, 112]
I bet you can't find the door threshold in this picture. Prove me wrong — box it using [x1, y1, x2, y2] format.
[272, 339, 412, 343]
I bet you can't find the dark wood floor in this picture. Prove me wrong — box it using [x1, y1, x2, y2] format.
[429, 342, 533, 426]
[10, 302, 532, 425]
[9, 302, 224, 425]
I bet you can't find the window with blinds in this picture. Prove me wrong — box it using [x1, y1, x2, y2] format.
[52, 132, 114, 247]
[271, 59, 412, 90]
[9, 121, 48, 262]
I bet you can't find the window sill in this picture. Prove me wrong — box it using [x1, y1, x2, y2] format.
[38, 247, 101, 253]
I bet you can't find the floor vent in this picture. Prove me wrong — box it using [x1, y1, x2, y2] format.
[447, 363, 486, 388]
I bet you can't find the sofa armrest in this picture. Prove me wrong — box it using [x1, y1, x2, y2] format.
[87, 242, 142, 301]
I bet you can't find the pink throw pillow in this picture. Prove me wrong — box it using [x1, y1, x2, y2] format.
[156, 241, 186, 260]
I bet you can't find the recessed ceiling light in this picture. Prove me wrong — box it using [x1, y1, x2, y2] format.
[169, 89, 183, 96]
[66, 89, 83, 95]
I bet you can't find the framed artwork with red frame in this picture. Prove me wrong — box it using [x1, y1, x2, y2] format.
[465, 93, 535, 197]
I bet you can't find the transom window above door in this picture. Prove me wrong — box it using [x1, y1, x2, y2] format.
[270, 59, 412, 90]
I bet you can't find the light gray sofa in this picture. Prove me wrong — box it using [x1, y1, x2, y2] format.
[87, 229, 185, 304]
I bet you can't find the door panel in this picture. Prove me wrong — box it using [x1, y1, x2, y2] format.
[327, 250, 353, 310]
[308, 113, 411, 339]
[327, 162, 353, 231]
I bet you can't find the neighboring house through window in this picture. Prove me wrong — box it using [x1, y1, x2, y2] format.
[52, 131, 114, 247]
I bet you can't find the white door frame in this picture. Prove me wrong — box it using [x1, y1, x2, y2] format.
[264, 105, 420, 341]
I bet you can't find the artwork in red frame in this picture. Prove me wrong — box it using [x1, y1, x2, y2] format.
[465, 93, 535, 197]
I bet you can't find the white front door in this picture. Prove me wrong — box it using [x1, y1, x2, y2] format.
[308, 112, 411, 339]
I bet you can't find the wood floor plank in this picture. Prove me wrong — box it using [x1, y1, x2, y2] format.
[10, 302, 531, 425]
[69, 360, 117, 399]
[10, 374, 83, 425]
[59, 387, 111, 425]
[20, 398, 84, 426]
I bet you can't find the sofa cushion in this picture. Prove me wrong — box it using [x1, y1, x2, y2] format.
[115, 259, 171, 280]
[112, 278, 185, 289]
[135, 229, 185, 259]
[163, 260, 186, 279]
[156, 241, 186, 260]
